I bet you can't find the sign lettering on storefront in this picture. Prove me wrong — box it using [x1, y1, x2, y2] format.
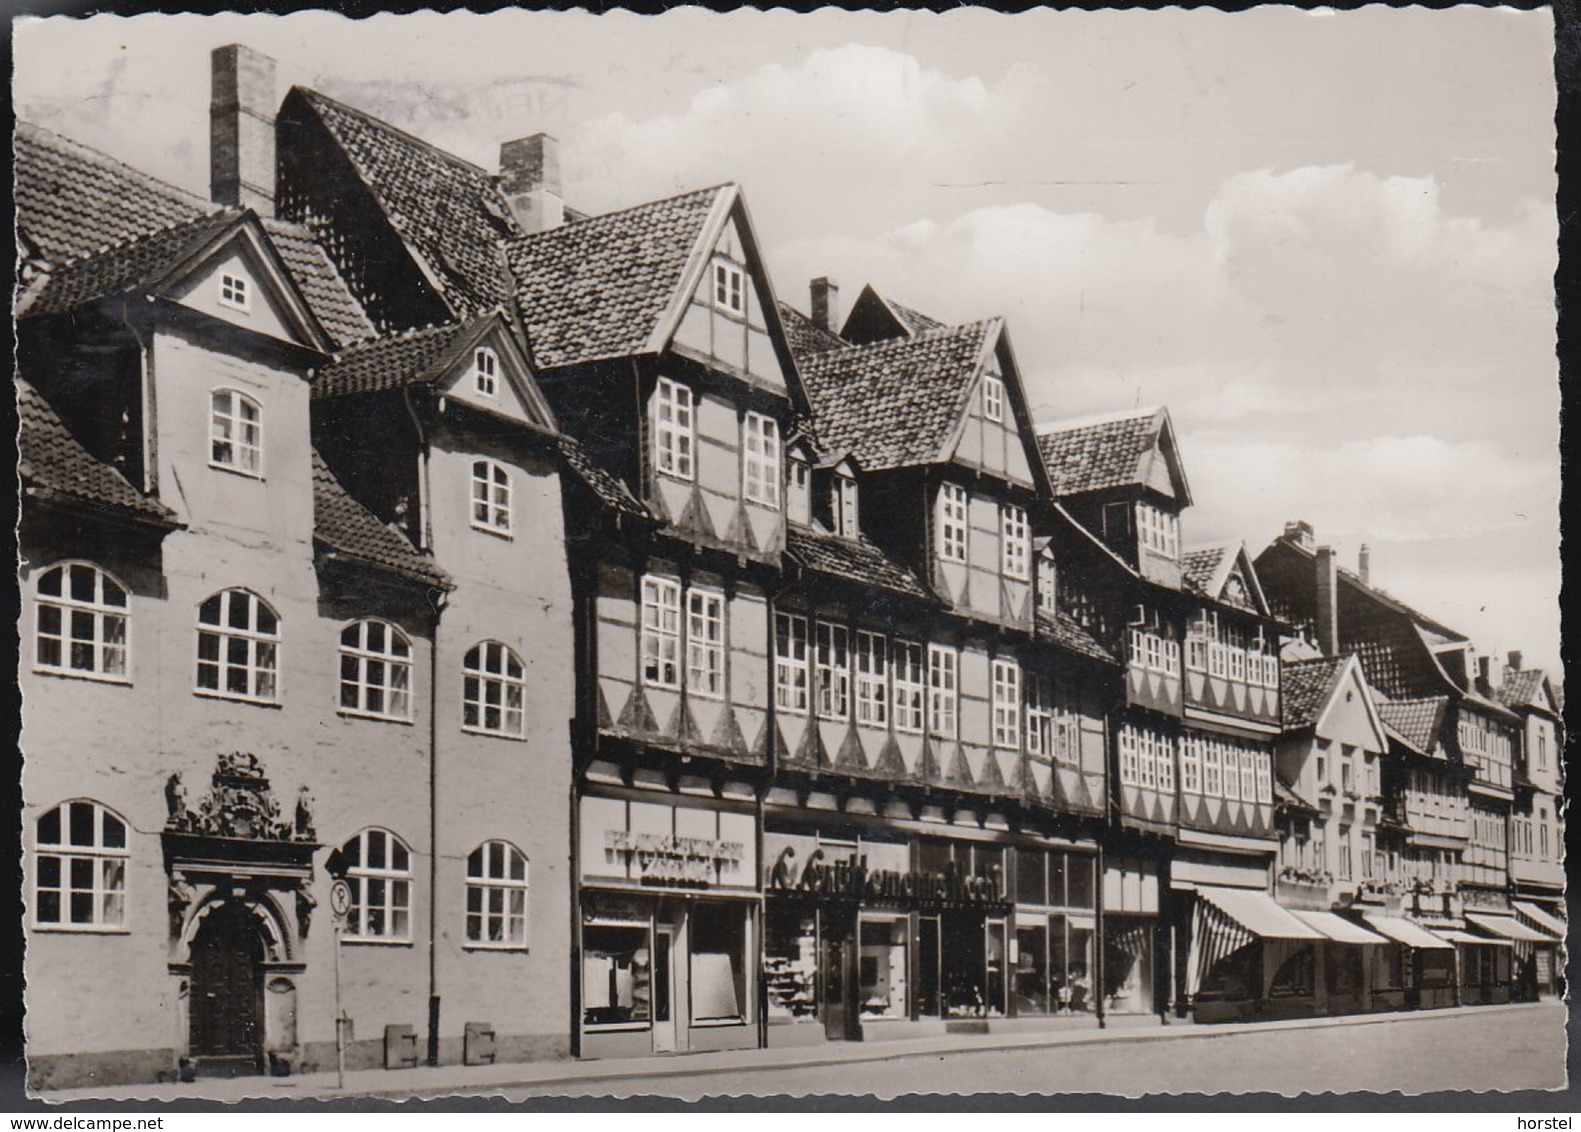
[606, 830, 746, 888]
[767, 845, 1003, 906]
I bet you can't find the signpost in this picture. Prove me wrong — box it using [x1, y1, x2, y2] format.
[329, 879, 352, 1090]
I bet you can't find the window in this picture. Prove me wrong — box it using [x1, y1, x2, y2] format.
[1157, 732, 1176, 792]
[855, 631, 889, 727]
[470, 459, 511, 535]
[34, 800, 126, 929]
[1036, 554, 1057, 614]
[686, 589, 725, 699]
[939, 483, 968, 563]
[1180, 735, 1202, 794]
[893, 641, 925, 732]
[462, 641, 526, 738]
[1001, 504, 1029, 580]
[339, 620, 413, 721]
[834, 473, 860, 538]
[1537, 732, 1547, 771]
[743, 413, 781, 508]
[712, 260, 745, 316]
[1027, 674, 1053, 758]
[1255, 750, 1272, 804]
[1338, 828, 1353, 881]
[1136, 503, 1179, 558]
[982, 374, 1005, 423]
[641, 577, 682, 689]
[219, 272, 250, 311]
[1316, 751, 1328, 786]
[466, 841, 528, 947]
[339, 829, 412, 942]
[196, 589, 279, 702]
[210, 388, 262, 476]
[1361, 833, 1374, 880]
[774, 613, 809, 713]
[34, 562, 129, 681]
[1120, 726, 1142, 787]
[1341, 761, 1354, 795]
[1240, 749, 1257, 802]
[788, 456, 811, 524]
[928, 645, 958, 738]
[816, 622, 850, 720]
[474, 347, 499, 396]
[654, 377, 696, 481]
[992, 658, 1021, 750]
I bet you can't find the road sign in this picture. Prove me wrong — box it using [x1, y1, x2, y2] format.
[330, 879, 352, 918]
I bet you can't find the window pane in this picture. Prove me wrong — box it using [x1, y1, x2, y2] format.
[101, 813, 126, 849]
[38, 854, 61, 887]
[68, 803, 95, 847]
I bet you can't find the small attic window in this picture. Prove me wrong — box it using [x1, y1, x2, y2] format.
[982, 374, 1004, 423]
[219, 273, 250, 312]
[713, 261, 745, 317]
[474, 347, 499, 397]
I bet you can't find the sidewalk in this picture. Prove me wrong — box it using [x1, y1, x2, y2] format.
[38, 1001, 1553, 1104]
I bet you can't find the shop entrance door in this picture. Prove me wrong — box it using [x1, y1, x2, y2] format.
[189, 901, 265, 1075]
[821, 933, 856, 1041]
[917, 916, 942, 1017]
[651, 924, 679, 1053]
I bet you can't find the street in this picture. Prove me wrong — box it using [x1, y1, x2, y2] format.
[485, 1004, 1567, 1101]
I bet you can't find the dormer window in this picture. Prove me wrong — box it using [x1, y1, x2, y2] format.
[787, 454, 811, 525]
[1136, 502, 1179, 558]
[713, 260, 746, 316]
[833, 472, 859, 538]
[474, 347, 499, 397]
[1037, 554, 1057, 614]
[219, 272, 250, 312]
[982, 374, 1004, 423]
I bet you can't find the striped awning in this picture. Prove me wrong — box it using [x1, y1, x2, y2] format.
[1292, 910, 1389, 946]
[1360, 914, 1454, 950]
[1513, 901, 1567, 941]
[1197, 886, 1324, 940]
[1466, 912, 1552, 944]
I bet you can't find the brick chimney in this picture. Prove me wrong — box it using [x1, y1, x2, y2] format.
[811, 277, 840, 333]
[1314, 545, 1339, 657]
[210, 44, 277, 217]
[1508, 650, 1524, 672]
[1284, 519, 1315, 553]
[1358, 543, 1371, 587]
[499, 134, 563, 233]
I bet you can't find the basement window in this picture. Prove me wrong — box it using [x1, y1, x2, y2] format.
[219, 272, 251, 312]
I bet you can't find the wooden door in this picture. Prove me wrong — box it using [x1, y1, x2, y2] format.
[189, 902, 265, 1068]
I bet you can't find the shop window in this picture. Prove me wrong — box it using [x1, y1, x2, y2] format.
[33, 800, 127, 929]
[1103, 920, 1154, 1014]
[1270, 946, 1315, 997]
[338, 619, 413, 721]
[1016, 849, 1047, 906]
[196, 588, 279, 703]
[465, 840, 528, 948]
[337, 828, 412, 942]
[583, 924, 652, 1027]
[859, 917, 909, 1020]
[764, 905, 818, 1023]
[690, 903, 749, 1024]
[34, 561, 130, 682]
[1066, 853, 1095, 909]
[1049, 912, 1095, 1014]
[1014, 921, 1049, 1015]
[1325, 946, 1364, 996]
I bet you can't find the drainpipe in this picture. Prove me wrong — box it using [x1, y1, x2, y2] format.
[1095, 840, 1106, 1030]
[118, 300, 156, 494]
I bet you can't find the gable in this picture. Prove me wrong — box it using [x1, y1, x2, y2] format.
[945, 333, 1037, 488]
[1140, 412, 1191, 506]
[1314, 659, 1388, 752]
[169, 240, 304, 346]
[435, 322, 556, 432]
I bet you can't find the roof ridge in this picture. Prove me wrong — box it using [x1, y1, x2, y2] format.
[293, 86, 494, 178]
[506, 183, 732, 253]
[1035, 405, 1162, 435]
[17, 120, 215, 211]
[798, 316, 995, 366]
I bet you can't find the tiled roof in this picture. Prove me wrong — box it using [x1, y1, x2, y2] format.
[16, 379, 178, 526]
[1460, 687, 1521, 724]
[506, 185, 726, 370]
[15, 121, 372, 346]
[785, 525, 934, 603]
[556, 436, 651, 522]
[1280, 655, 1348, 730]
[797, 320, 997, 471]
[777, 302, 848, 358]
[1181, 544, 1229, 597]
[292, 89, 519, 315]
[1035, 408, 1161, 497]
[311, 450, 448, 588]
[885, 296, 946, 336]
[1274, 778, 1320, 813]
[1376, 696, 1449, 755]
[1496, 668, 1547, 711]
[1034, 608, 1120, 665]
[314, 318, 486, 400]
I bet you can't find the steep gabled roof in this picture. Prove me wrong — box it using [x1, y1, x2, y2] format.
[1182, 540, 1270, 615]
[840, 283, 947, 345]
[1034, 406, 1191, 504]
[1496, 667, 1559, 716]
[785, 525, 935, 603]
[1375, 696, 1450, 756]
[556, 436, 652, 522]
[260, 219, 378, 344]
[777, 302, 848, 358]
[312, 450, 449, 589]
[1034, 608, 1120, 666]
[1281, 655, 1350, 731]
[287, 88, 519, 316]
[797, 319, 999, 472]
[17, 378, 178, 527]
[505, 184, 729, 370]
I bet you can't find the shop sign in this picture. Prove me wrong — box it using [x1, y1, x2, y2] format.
[579, 796, 757, 890]
[607, 830, 746, 887]
[766, 842, 1003, 906]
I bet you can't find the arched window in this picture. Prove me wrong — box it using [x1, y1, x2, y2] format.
[196, 589, 279, 702]
[34, 800, 127, 929]
[34, 562, 129, 680]
[337, 828, 412, 942]
[465, 840, 528, 947]
[339, 620, 412, 721]
[470, 459, 511, 535]
[462, 642, 526, 738]
[210, 388, 263, 476]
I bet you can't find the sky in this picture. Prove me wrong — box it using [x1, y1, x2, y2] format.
[13, 9, 1561, 676]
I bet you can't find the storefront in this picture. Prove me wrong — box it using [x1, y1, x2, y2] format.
[1011, 847, 1099, 1021]
[577, 793, 759, 1058]
[1511, 901, 1566, 998]
[1185, 884, 1323, 1024]
[1464, 911, 1550, 1004]
[1100, 857, 1161, 1016]
[1360, 914, 1456, 1009]
[1288, 911, 1391, 1017]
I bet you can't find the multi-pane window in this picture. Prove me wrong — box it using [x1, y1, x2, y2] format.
[991, 658, 1021, 750]
[686, 589, 725, 699]
[196, 589, 279, 702]
[1136, 502, 1179, 558]
[938, 482, 969, 563]
[33, 800, 127, 929]
[774, 613, 809, 713]
[855, 631, 889, 727]
[466, 840, 528, 948]
[339, 620, 413, 721]
[816, 622, 851, 720]
[713, 260, 745, 315]
[1338, 827, 1353, 881]
[210, 388, 262, 476]
[982, 374, 1005, 423]
[1001, 504, 1029, 581]
[1036, 553, 1057, 614]
[833, 473, 860, 538]
[743, 413, 781, 508]
[339, 829, 412, 942]
[1129, 607, 1177, 675]
[219, 272, 250, 311]
[1027, 673, 1054, 758]
[471, 459, 511, 534]
[928, 644, 958, 738]
[1156, 733, 1175, 792]
[654, 377, 696, 481]
[893, 641, 925, 733]
[1255, 751, 1271, 804]
[1120, 725, 1171, 790]
[474, 347, 499, 396]
[462, 641, 526, 738]
[1180, 734, 1202, 793]
[34, 562, 129, 681]
[641, 577, 682, 689]
[1203, 741, 1223, 796]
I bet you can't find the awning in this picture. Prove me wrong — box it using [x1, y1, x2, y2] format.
[1197, 885, 1323, 940]
[1360, 914, 1454, 950]
[1513, 901, 1567, 940]
[1466, 912, 1552, 944]
[1292, 910, 1390, 946]
[1438, 928, 1512, 948]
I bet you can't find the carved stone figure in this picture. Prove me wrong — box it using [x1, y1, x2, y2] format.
[167, 874, 194, 940]
[164, 772, 188, 826]
[295, 886, 317, 938]
[294, 786, 316, 841]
